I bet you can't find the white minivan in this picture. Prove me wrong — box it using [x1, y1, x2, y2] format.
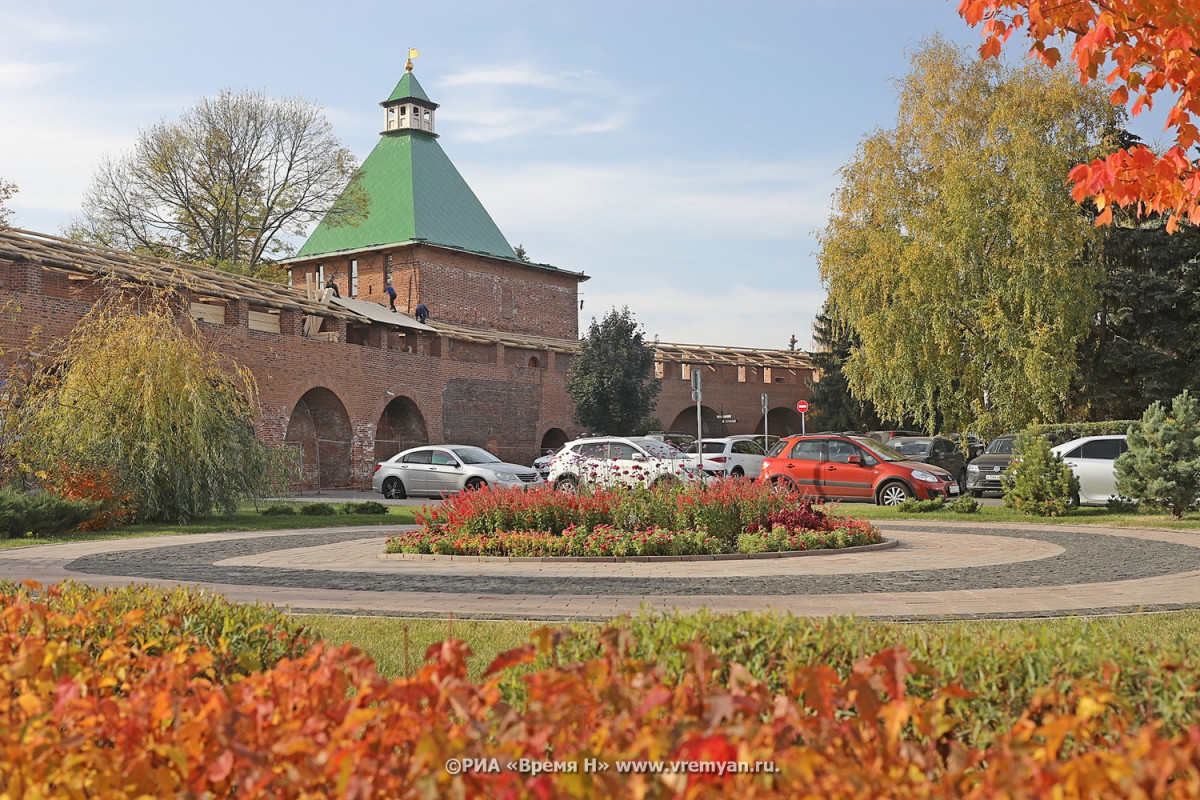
[1051, 435, 1129, 506]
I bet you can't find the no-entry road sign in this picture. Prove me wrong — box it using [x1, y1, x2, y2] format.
[796, 400, 809, 413]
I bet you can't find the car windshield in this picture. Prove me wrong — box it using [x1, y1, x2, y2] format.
[450, 447, 501, 465]
[851, 437, 906, 461]
[634, 439, 685, 459]
[892, 439, 932, 457]
[984, 437, 1016, 455]
[682, 441, 725, 454]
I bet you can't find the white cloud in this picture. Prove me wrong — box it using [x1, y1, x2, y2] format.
[0, 61, 73, 90]
[584, 283, 824, 351]
[469, 158, 839, 242]
[435, 61, 640, 142]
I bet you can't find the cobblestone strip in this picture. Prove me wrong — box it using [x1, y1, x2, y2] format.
[61, 526, 1200, 596]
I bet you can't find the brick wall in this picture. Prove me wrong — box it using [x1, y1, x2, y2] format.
[1, 254, 814, 490]
[288, 243, 581, 339]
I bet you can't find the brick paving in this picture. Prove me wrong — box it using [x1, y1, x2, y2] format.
[3, 520, 1200, 620]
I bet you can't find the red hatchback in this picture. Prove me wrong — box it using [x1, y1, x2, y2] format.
[760, 434, 959, 505]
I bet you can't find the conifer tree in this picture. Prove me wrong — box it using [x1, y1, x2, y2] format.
[1116, 390, 1200, 519]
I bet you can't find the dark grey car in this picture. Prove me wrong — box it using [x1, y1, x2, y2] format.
[965, 434, 1017, 497]
[889, 436, 969, 493]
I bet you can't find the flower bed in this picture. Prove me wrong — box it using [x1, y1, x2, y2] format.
[387, 482, 882, 557]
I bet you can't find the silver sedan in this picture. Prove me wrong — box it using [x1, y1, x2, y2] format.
[372, 445, 544, 499]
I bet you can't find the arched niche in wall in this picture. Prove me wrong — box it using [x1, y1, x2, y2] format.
[284, 387, 353, 489]
[755, 407, 805, 437]
[375, 395, 429, 463]
[539, 427, 569, 454]
[668, 406, 722, 439]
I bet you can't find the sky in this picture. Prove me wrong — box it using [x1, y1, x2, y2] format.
[0, 1, 1172, 351]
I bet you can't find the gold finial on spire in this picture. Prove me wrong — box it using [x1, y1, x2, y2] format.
[406, 48, 419, 72]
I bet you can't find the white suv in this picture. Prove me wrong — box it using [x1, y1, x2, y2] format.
[547, 436, 705, 491]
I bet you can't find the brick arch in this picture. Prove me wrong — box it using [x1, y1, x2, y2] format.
[755, 407, 805, 437]
[539, 427, 569, 453]
[375, 396, 430, 463]
[284, 387, 353, 489]
[668, 406, 723, 439]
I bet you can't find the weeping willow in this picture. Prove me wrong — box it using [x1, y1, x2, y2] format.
[5, 290, 290, 522]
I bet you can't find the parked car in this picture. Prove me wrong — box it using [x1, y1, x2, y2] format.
[727, 433, 780, 452]
[888, 435, 969, 493]
[863, 430, 923, 444]
[760, 434, 960, 505]
[373, 445, 543, 499]
[966, 434, 1017, 497]
[681, 437, 766, 478]
[949, 433, 987, 460]
[532, 447, 562, 478]
[645, 431, 697, 451]
[546, 435, 709, 491]
[1051, 435, 1130, 506]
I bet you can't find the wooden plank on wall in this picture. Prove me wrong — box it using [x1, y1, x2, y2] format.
[190, 302, 225, 325]
[248, 309, 280, 333]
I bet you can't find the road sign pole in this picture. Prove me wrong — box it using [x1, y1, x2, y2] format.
[795, 399, 810, 435]
[692, 370, 703, 460]
[761, 393, 769, 451]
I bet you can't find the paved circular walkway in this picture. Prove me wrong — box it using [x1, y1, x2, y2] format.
[3, 520, 1200, 620]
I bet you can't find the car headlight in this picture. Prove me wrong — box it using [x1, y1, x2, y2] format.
[911, 469, 940, 484]
[967, 464, 979, 473]
[492, 471, 521, 482]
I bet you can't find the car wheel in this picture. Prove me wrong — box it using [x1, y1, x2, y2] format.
[652, 475, 677, 489]
[554, 476, 579, 493]
[730, 467, 745, 479]
[769, 477, 796, 494]
[877, 482, 912, 506]
[956, 470, 968, 494]
[1069, 490, 1080, 507]
[464, 477, 487, 492]
[970, 490, 982, 499]
[381, 477, 407, 500]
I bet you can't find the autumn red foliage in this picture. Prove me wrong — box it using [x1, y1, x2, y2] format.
[960, 0, 1200, 229]
[8, 583, 1200, 797]
[44, 462, 135, 530]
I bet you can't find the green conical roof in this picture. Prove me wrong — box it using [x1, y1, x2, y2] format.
[297, 130, 516, 260]
[385, 72, 432, 104]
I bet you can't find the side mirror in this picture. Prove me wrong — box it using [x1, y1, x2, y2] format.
[632, 453, 646, 461]
[846, 455, 863, 466]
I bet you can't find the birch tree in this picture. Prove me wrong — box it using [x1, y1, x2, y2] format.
[71, 90, 365, 279]
[818, 37, 1123, 436]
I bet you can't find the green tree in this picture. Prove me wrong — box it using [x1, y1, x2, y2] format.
[0, 179, 16, 228]
[1, 291, 290, 522]
[69, 90, 365, 280]
[806, 301, 884, 433]
[1115, 391, 1200, 519]
[567, 307, 661, 435]
[1073, 189, 1200, 420]
[1001, 434, 1079, 517]
[818, 37, 1124, 437]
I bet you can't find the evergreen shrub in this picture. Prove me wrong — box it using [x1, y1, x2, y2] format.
[260, 504, 297, 516]
[896, 498, 945, 513]
[946, 496, 980, 513]
[339, 500, 389, 515]
[0, 487, 98, 538]
[1116, 390, 1200, 518]
[1001, 433, 1078, 516]
[298, 502, 337, 516]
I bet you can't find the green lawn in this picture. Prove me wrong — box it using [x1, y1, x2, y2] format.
[300, 609, 1200, 682]
[0, 502, 423, 550]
